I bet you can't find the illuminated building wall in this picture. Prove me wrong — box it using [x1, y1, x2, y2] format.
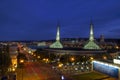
[9, 46, 18, 68]
[92, 60, 119, 79]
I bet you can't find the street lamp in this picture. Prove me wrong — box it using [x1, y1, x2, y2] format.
[58, 63, 63, 68]
[90, 57, 94, 61]
[70, 57, 75, 62]
[37, 56, 40, 59]
[116, 46, 119, 49]
[20, 59, 24, 63]
[103, 56, 107, 60]
[20, 59, 24, 80]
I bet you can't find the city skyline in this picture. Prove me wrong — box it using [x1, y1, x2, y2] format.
[0, 0, 120, 41]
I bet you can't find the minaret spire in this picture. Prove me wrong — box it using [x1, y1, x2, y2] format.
[83, 19, 101, 50]
[89, 21, 94, 41]
[56, 25, 60, 41]
[49, 22, 63, 48]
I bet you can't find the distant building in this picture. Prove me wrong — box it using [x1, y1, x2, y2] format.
[38, 42, 46, 46]
[0, 43, 13, 73]
[9, 44, 18, 70]
[100, 34, 105, 42]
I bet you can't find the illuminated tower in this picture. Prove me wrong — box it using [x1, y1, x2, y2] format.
[89, 22, 94, 41]
[56, 27, 60, 41]
[50, 24, 63, 48]
[83, 21, 101, 50]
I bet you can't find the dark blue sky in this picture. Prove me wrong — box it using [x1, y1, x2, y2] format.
[0, 0, 120, 41]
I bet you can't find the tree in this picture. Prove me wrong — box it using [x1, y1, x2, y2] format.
[0, 45, 11, 76]
[17, 52, 27, 67]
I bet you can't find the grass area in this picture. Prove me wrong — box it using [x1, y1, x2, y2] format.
[71, 72, 113, 80]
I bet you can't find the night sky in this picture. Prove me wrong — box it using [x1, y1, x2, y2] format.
[0, 0, 120, 41]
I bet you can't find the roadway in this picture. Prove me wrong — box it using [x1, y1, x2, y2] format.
[17, 44, 62, 80]
[16, 61, 62, 80]
[16, 43, 73, 80]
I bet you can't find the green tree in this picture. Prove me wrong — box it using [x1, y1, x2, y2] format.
[17, 52, 27, 67]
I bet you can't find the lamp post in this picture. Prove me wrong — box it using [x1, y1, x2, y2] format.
[70, 57, 75, 73]
[20, 59, 24, 80]
[70, 57, 75, 62]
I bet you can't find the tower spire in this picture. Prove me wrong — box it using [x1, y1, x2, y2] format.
[49, 22, 63, 48]
[89, 22, 94, 41]
[56, 25, 60, 41]
[83, 20, 101, 50]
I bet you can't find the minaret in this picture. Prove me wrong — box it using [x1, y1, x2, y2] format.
[83, 20, 101, 50]
[56, 26, 60, 41]
[89, 22, 94, 41]
[50, 23, 63, 48]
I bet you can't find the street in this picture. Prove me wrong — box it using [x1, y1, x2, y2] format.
[16, 61, 62, 80]
[16, 44, 73, 80]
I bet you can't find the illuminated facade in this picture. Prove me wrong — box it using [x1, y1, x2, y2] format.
[84, 22, 101, 49]
[50, 25, 63, 48]
[93, 60, 120, 79]
[9, 46, 18, 69]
